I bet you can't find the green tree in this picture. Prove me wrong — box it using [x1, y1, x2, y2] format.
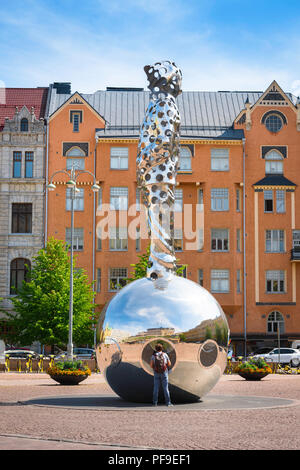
[127, 245, 187, 282]
[5, 238, 95, 349]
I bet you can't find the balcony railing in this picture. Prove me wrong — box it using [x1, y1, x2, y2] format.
[290, 247, 300, 261]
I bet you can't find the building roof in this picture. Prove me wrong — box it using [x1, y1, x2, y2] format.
[49, 88, 263, 139]
[0, 87, 49, 130]
[253, 174, 297, 188]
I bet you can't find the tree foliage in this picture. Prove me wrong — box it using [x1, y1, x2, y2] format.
[5, 238, 95, 348]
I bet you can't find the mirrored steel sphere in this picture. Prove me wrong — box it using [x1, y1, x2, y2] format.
[96, 275, 229, 403]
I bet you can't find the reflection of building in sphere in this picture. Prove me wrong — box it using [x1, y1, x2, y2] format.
[96, 275, 229, 403]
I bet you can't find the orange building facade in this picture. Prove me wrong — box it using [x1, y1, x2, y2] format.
[47, 81, 300, 355]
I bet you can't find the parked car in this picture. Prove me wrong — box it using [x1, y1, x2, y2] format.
[4, 350, 40, 359]
[252, 348, 300, 366]
[250, 347, 274, 356]
[55, 348, 95, 360]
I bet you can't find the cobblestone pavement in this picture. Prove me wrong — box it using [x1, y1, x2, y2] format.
[0, 373, 299, 450]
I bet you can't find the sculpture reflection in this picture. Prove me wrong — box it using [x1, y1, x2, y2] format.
[96, 61, 230, 403]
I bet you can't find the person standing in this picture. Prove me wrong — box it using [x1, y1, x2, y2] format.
[150, 343, 173, 407]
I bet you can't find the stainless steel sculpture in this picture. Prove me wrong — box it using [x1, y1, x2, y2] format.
[96, 61, 230, 403]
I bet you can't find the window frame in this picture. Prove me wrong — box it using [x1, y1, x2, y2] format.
[10, 258, 31, 295]
[110, 147, 129, 170]
[20, 118, 28, 132]
[66, 187, 84, 211]
[65, 227, 84, 251]
[109, 267, 128, 291]
[25, 152, 34, 178]
[210, 148, 229, 171]
[110, 187, 128, 211]
[211, 269, 230, 293]
[11, 203, 32, 234]
[13, 151, 22, 178]
[265, 114, 283, 133]
[211, 188, 229, 212]
[211, 228, 229, 252]
[109, 227, 128, 251]
[267, 311, 285, 334]
[179, 147, 192, 171]
[265, 229, 285, 253]
[266, 270, 285, 294]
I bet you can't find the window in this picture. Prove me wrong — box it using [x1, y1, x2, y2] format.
[236, 269, 241, 293]
[136, 227, 141, 251]
[109, 268, 128, 291]
[265, 230, 284, 252]
[97, 227, 102, 250]
[264, 190, 273, 213]
[293, 230, 300, 248]
[174, 188, 183, 212]
[109, 227, 128, 250]
[198, 228, 204, 251]
[174, 229, 183, 251]
[66, 147, 85, 157]
[25, 152, 33, 178]
[20, 118, 28, 132]
[136, 188, 141, 211]
[97, 187, 102, 210]
[13, 152, 22, 178]
[265, 150, 283, 174]
[211, 148, 229, 171]
[70, 111, 82, 132]
[197, 188, 204, 211]
[211, 188, 229, 211]
[236, 229, 241, 252]
[179, 147, 192, 170]
[110, 187, 128, 210]
[266, 270, 285, 293]
[211, 229, 229, 252]
[267, 311, 285, 334]
[66, 228, 84, 250]
[66, 147, 85, 170]
[265, 114, 283, 133]
[276, 190, 285, 213]
[11, 203, 32, 233]
[236, 188, 241, 211]
[96, 268, 101, 292]
[110, 147, 128, 169]
[10, 258, 31, 294]
[66, 158, 85, 170]
[211, 269, 230, 293]
[198, 269, 203, 286]
[66, 188, 84, 211]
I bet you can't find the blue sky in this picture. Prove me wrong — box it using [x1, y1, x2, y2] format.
[1, 0, 300, 95]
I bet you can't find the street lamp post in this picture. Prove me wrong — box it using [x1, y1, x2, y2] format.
[47, 165, 100, 360]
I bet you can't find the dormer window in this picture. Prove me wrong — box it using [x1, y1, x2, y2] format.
[20, 118, 28, 132]
[70, 111, 82, 132]
[265, 150, 283, 174]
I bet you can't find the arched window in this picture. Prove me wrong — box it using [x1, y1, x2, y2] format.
[66, 146, 85, 170]
[10, 258, 31, 294]
[262, 110, 286, 133]
[66, 147, 85, 157]
[267, 311, 285, 334]
[265, 149, 283, 174]
[179, 147, 192, 171]
[20, 118, 28, 132]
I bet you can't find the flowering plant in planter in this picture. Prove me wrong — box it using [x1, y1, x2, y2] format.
[236, 357, 272, 380]
[47, 360, 91, 384]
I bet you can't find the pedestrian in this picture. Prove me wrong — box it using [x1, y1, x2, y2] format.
[150, 343, 173, 407]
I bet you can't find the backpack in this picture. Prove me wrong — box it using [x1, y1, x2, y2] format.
[154, 352, 167, 373]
